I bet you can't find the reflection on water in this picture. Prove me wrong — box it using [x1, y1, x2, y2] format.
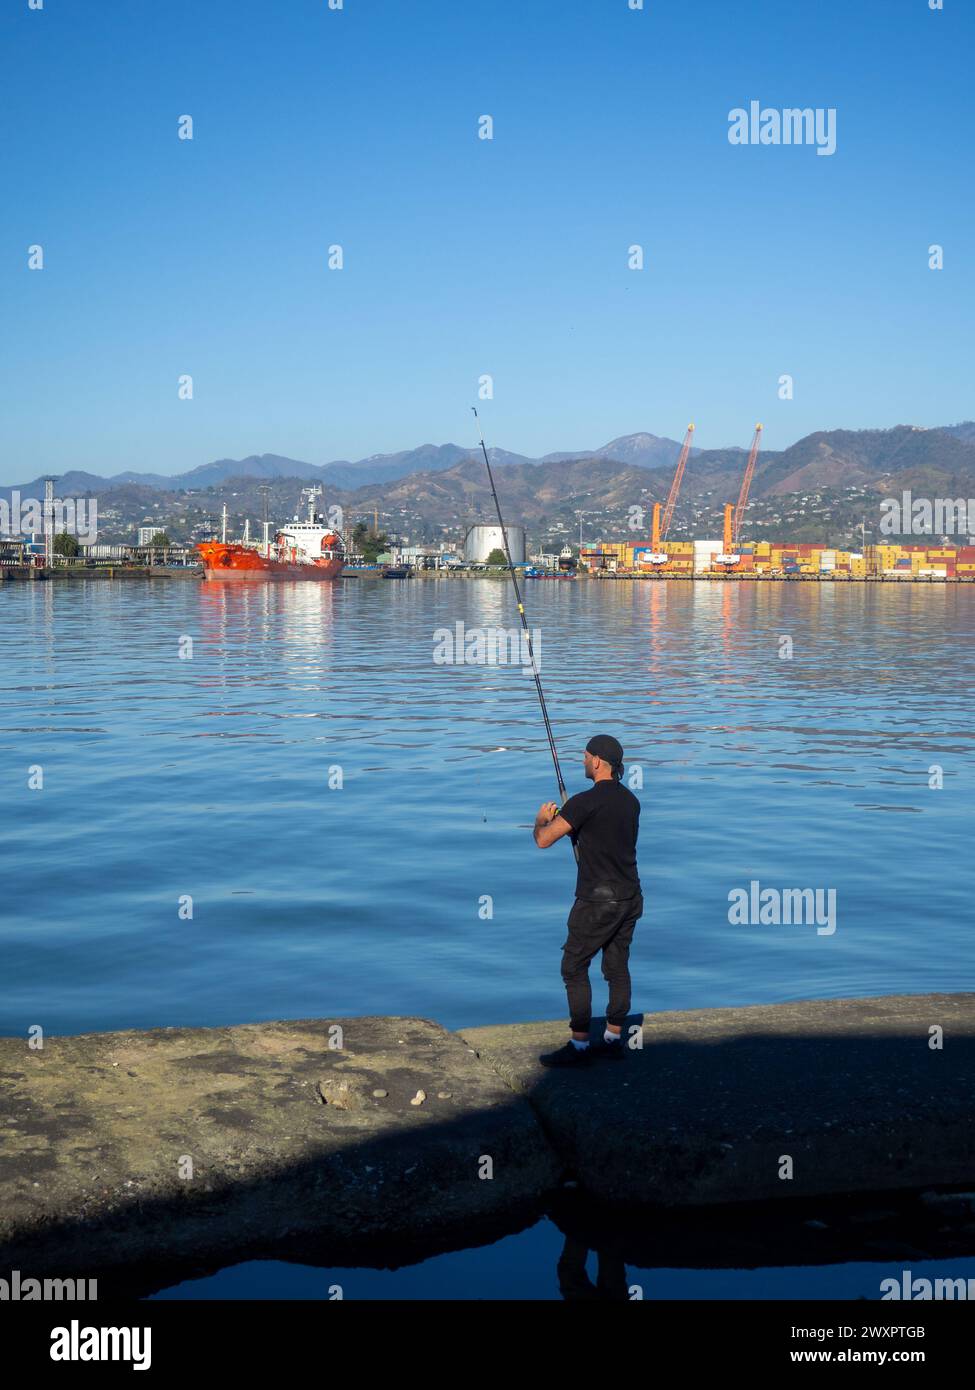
[147, 1188, 975, 1301]
[1, 578, 973, 1035]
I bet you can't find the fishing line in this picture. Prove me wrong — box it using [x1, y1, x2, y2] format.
[472, 407, 578, 858]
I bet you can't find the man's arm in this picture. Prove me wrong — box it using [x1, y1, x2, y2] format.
[533, 801, 574, 849]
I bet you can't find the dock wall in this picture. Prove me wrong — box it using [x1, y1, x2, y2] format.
[1, 994, 972, 1284]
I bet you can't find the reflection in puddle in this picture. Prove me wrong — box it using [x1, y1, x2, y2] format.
[150, 1191, 975, 1302]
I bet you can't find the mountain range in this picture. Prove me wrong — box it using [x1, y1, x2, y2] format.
[4, 424, 975, 545]
[5, 423, 975, 507]
[2, 430, 698, 501]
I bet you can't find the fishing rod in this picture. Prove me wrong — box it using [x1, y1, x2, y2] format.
[472, 407, 578, 856]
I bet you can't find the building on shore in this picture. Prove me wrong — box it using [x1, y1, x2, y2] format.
[380, 544, 464, 570]
[0, 536, 29, 567]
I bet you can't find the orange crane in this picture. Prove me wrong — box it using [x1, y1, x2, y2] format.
[724, 423, 763, 551]
[660, 423, 695, 541]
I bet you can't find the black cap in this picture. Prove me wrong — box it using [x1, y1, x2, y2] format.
[586, 734, 624, 774]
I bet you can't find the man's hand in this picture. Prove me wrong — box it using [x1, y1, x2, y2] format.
[533, 802, 573, 849]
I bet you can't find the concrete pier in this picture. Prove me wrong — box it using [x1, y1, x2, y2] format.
[0, 1016, 557, 1283]
[460, 993, 975, 1206]
[1, 994, 973, 1286]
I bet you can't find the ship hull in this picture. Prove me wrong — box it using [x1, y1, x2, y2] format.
[196, 542, 344, 581]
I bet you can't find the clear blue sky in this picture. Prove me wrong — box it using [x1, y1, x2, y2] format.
[1, 0, 971, 484]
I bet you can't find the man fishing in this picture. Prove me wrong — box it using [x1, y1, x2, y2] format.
[532, 734, 642, 1067]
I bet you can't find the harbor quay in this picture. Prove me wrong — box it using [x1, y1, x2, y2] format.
[1, 993, 972, 1290]
[3, 564, 975, 585]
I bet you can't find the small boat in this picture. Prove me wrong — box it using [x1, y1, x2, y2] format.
[382, 564, 413, 579]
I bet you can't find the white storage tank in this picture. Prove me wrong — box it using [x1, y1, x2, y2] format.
[693, 539, 724, 572]
[464, 523, 527, 565]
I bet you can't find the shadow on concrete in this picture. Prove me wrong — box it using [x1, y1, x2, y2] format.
[460, 996, 975, 1209]
[2, 997, 974, 1299]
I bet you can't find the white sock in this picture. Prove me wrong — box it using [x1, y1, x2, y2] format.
[604, 1029, 621, 1044]
[570, 1038, 589, 1050]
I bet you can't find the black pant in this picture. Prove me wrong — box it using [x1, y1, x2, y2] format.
[560, 891, 643, 1034]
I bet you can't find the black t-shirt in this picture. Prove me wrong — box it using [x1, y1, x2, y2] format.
[559, 778, 641, 901]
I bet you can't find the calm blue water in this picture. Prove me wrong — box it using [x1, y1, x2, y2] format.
[2, 576, 973, 1037]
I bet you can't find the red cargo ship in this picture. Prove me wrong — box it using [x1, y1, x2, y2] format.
[196, 489, 345, 581]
